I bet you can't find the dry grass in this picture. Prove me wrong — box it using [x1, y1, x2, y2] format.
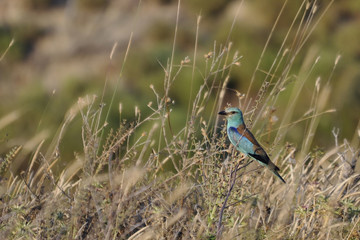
[1, 0, 359, 239]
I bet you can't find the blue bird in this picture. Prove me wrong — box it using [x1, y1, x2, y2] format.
[218, 107, 286, 183]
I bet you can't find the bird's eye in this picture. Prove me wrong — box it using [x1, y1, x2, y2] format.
[231, 111, 236, 114]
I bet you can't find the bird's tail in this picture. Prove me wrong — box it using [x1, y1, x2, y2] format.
[268, 162, 286, 184]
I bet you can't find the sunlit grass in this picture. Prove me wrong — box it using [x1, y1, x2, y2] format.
[1, 1, 359, 239]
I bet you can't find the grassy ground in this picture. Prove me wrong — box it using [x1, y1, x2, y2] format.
[1, 1, 359, 239]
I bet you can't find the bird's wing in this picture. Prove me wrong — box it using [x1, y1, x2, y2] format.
[228, 127, 254, 154]
[236, 124, 260, 146]
[248, 152, 272, 168]
[229, 125, 270, 166]
[228, 126, 285, 183]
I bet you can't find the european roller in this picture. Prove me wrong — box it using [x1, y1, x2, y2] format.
[218, 107, 286, 183]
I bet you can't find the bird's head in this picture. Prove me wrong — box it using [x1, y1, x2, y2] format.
[218, 107, 245, 126]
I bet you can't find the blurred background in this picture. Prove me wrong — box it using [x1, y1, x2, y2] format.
[0, 0, 359, 165]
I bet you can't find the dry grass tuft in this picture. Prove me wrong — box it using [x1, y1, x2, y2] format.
[1, 1, 359, 239]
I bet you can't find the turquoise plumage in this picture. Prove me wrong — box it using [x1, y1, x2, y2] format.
[219, 107, 286, 183]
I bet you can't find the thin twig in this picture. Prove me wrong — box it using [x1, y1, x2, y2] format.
[216, 160, 252, 239]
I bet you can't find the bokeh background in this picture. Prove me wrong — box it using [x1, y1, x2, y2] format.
[1, 0, 359, 165]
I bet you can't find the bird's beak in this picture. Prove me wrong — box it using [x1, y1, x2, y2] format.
[218, 110, 227, 115]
